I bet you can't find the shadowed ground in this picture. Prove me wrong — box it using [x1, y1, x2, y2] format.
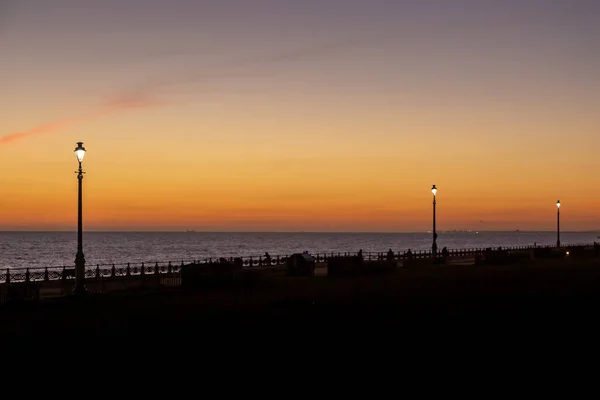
[2, 257, 600, 337]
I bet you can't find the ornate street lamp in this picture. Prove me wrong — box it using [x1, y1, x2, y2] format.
[556, 200, 561, 248]
[432, 185, 437, 257]
[74, 142, 87, 295]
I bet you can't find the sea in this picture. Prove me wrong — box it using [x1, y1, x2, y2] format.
[0, 231, 598, 270]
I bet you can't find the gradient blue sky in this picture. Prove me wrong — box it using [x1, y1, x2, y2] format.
[1, 0, 599, 231]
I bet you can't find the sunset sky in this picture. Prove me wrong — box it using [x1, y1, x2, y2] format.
[1, 0, 599, 232]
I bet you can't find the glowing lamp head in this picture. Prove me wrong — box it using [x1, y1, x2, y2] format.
[74, 142, 86, 163]
[431, 185, 437, 196]
[556, 200, 560, 209]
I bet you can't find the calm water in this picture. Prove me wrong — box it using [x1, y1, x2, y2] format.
[0, 231, 598, 269]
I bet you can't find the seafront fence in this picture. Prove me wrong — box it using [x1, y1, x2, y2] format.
[1, 242, 598, 304]
[0, 243, 588, 285]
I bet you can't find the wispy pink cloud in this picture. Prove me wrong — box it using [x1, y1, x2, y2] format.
[0, 30, 394, 146]
[0, 110, 105, 145]
[0, 93, 165, 145]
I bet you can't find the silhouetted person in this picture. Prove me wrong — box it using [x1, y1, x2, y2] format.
[233, 257, 243, 269]
[406, 249, 413, 261]
[264, 252, 271, 265]
[387, 248, 394, 262]
[442, 247, 449, 259]
[358, 249, 363, 260]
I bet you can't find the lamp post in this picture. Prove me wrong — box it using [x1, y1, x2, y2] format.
[74, 142, 87, 295]
[432, 185, 437, 258]
[556, 200, 561, 248]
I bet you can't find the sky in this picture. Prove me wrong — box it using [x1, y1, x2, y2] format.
[1, 0, 599, 232]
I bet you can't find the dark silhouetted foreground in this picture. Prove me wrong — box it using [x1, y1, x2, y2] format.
[2, 256, 600, 337]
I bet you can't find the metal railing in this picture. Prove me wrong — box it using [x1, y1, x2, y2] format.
[1, 243, 597, 305]
[1, 242, 593, 284]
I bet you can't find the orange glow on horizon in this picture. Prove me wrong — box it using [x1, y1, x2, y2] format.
[1, 117, 600, 231]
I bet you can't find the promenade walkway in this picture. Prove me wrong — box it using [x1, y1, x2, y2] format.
[1, 243, 597, 305]
[2, 256, 600, 336]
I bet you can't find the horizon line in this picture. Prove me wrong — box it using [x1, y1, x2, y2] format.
[0, 230, 599, 234]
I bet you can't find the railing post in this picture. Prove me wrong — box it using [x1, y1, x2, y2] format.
[258, 256, 262, 266]
[155, 262, 159, 275]
[111, 264, 116, 278]
[25, 268, 30, 283]
[168, 261, 172, 273]
[44, 267, 49, 282]
[141, 262, 145, 276]
[276, 256, 280, 265]
[126, 263, 131, 277]
[6, 268, 10, 284]
[95, 264, 100, 279]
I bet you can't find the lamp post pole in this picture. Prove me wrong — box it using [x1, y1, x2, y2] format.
[74, 142, 87, 295]
[432, 185, 437, 258]
[556, 200, 561, 248]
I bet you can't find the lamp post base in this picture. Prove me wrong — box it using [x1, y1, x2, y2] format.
[74, 252, 87, 296]
[72, 286, 88, 296]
